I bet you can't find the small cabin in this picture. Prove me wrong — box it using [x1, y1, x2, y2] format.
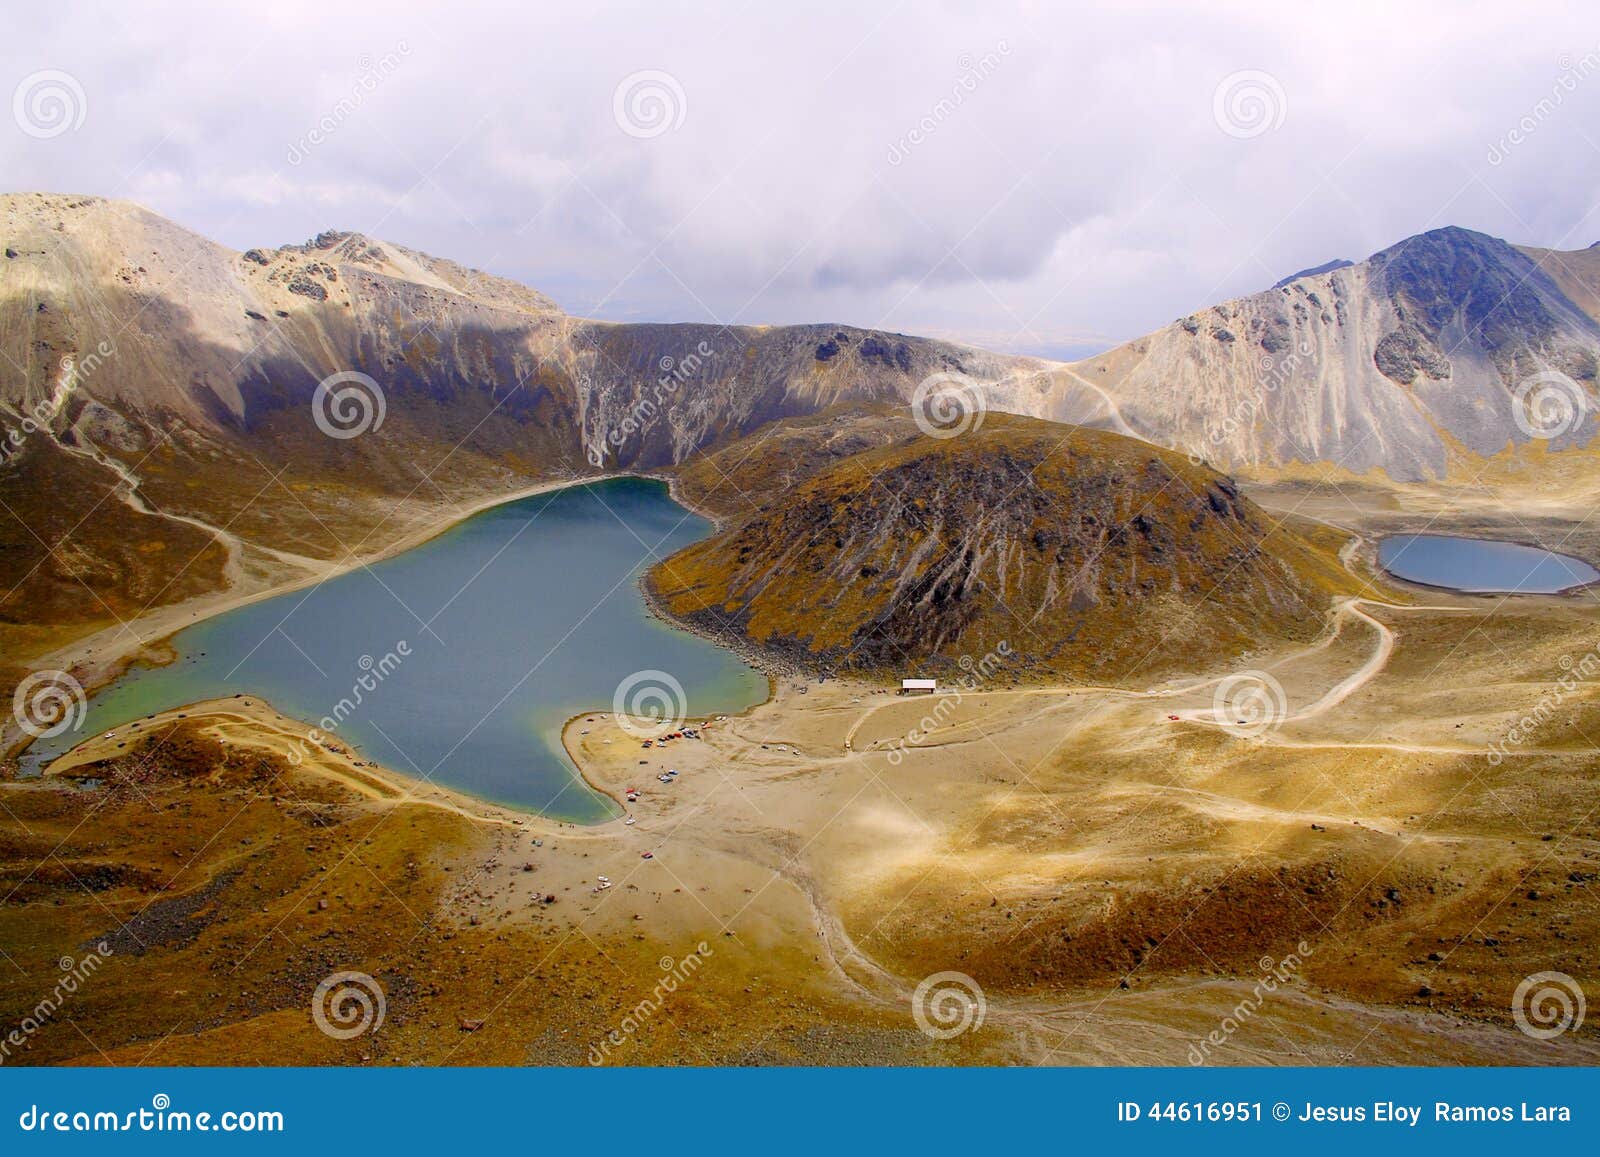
[900, 678, 938, 695]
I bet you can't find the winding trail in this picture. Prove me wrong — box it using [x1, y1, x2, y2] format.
[59, 432, 324, 580]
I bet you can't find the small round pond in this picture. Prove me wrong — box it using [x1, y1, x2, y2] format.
[1377, 533, 1599, 595]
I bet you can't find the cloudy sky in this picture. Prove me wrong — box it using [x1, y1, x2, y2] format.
[6, 1, 1600, 358]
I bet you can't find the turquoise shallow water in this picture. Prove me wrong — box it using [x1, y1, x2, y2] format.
[1378, 533, 1600, 594]
[27, 478, 767, 821]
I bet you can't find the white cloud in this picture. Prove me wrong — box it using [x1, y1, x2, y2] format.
[4, 0, 1600, 355]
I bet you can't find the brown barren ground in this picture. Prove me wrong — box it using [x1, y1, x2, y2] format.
[3, 459, 1600, 1065]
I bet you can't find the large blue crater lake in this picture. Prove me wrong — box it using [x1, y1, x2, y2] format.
[1378, 533, 1600, 595]
[31, 478, 767, 822]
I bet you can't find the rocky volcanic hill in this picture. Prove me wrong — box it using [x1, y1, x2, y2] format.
[1040, 227, 1600, 481]
[0, 193, 1053, 646]
[649, 408, 1356, 683]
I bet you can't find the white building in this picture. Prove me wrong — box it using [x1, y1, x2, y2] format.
[900, 678, 937, 695]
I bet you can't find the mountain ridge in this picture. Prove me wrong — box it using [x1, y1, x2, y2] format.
[1049, 225, 1600, 481]
[5, 192, 1600, 672]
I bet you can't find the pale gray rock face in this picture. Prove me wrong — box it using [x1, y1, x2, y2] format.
[1056, 227, 1600, 481]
